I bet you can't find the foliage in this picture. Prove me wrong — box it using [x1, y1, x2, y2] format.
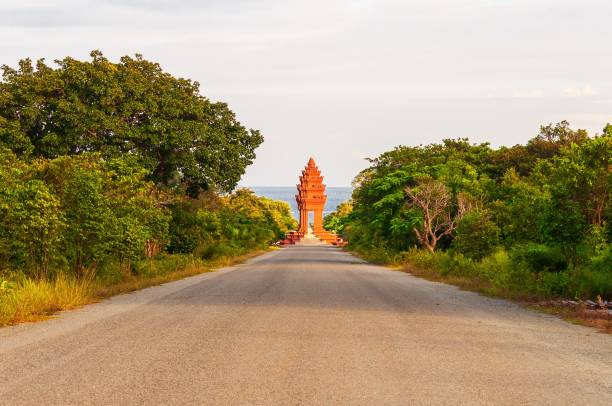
[167, 189, 296, 258]
[0, 154, 64, 278]
[406, 179, 475, 252]
[338, 121, 611, 299]
[574, 246, 612, 298]
[0, 151, 290, 283]
[489, 169, 549, 246]
[323, 201, 353, 234]
[0, 51, 263, 194]
[452, 210, 500, 260]
[0, 51, 294, 327]
[0, 149, 170, 278]
[509, 243, 568, 273]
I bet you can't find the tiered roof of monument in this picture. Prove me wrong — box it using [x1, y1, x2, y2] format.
[297, 157, 326, 198]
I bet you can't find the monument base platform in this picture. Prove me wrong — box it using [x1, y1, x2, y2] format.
[278, 230, 346, 247]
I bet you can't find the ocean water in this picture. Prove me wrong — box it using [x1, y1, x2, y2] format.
[250, 186, 352, 219]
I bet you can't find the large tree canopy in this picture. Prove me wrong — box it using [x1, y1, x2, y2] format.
[0, 50, 263, 194]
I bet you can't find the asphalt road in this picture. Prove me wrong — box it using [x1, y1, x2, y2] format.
[1, 242, 611, 405]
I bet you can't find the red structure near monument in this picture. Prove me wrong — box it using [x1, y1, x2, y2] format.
[281, 158, 346, 246]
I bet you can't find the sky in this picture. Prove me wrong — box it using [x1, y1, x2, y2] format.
[1, 0, 611, 186]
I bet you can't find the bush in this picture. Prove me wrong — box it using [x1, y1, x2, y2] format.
[535, 271, 571, 298]
[453, 210, 500, 260]
[199, 243, 244, 260]
[0, 151, 171, 277]
[167, 203, 204, 254]
[405, 245, 611, 299]
[133, 254, 198, 278]
[477, 250, 519, 288]
[589, 245, 612, 273]
[401, 247, 435, 269]
[510, 243, 568, 273]
[403, 248, 478, 277]
[572, 246, 612, 298]
[435, 252, 478, 277]
[167, 189, 296, 257]
[350, 242, 404, 265]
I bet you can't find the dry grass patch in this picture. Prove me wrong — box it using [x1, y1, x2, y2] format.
[531, 303, 612, 334]
[0, 274, 93, 326]
[0, 249, 268, 327]
[404, 263, 611, 334]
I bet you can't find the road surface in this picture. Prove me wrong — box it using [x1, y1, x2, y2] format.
[1, 242, 611, 405]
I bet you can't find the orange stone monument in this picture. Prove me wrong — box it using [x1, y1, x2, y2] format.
[296, 157, 326, 234]
[280, 158, 346, 246]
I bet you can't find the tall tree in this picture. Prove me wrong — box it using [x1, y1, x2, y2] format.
[0, 51, 263, 194]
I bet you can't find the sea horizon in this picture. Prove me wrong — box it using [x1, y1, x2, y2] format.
[248, 186, 352, 220]
[244, 185, 352, 188]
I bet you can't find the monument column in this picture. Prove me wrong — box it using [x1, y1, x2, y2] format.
[313, 209, 323, 233]
[300, 210, 308, 234]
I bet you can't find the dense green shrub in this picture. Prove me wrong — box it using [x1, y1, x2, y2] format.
[401, 247, 434, 268]
[490, 170, 549, 246]
[404, 247, 571, 298]
[589, 246, 612, 273]
[476, 250, 527, 291]
[167, 203, 204, 254]
[0, 150, 171, 278]
[167, 188, 296, 258]
[199, 243, 243, 260]
[510, 243, 568, 273]
[452, 210, 500, 260]
[46, 154, 171, 275]
[434, 252, 477, 277]
[571, 247, 612, 298]
[324, 201, 353, 235]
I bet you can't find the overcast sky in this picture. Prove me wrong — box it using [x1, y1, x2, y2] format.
[1, 0, 611, 186]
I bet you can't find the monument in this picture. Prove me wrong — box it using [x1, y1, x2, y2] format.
[296, 157, 326, 235]
[281, 158, 346, 246]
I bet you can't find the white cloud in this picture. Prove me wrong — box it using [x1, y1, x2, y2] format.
[564, 84, 597, 97]
[512, 89, 545, 98]
[565, 113, 611, 127]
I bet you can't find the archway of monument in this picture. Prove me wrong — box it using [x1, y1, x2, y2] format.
[307, 211, 315, 231]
